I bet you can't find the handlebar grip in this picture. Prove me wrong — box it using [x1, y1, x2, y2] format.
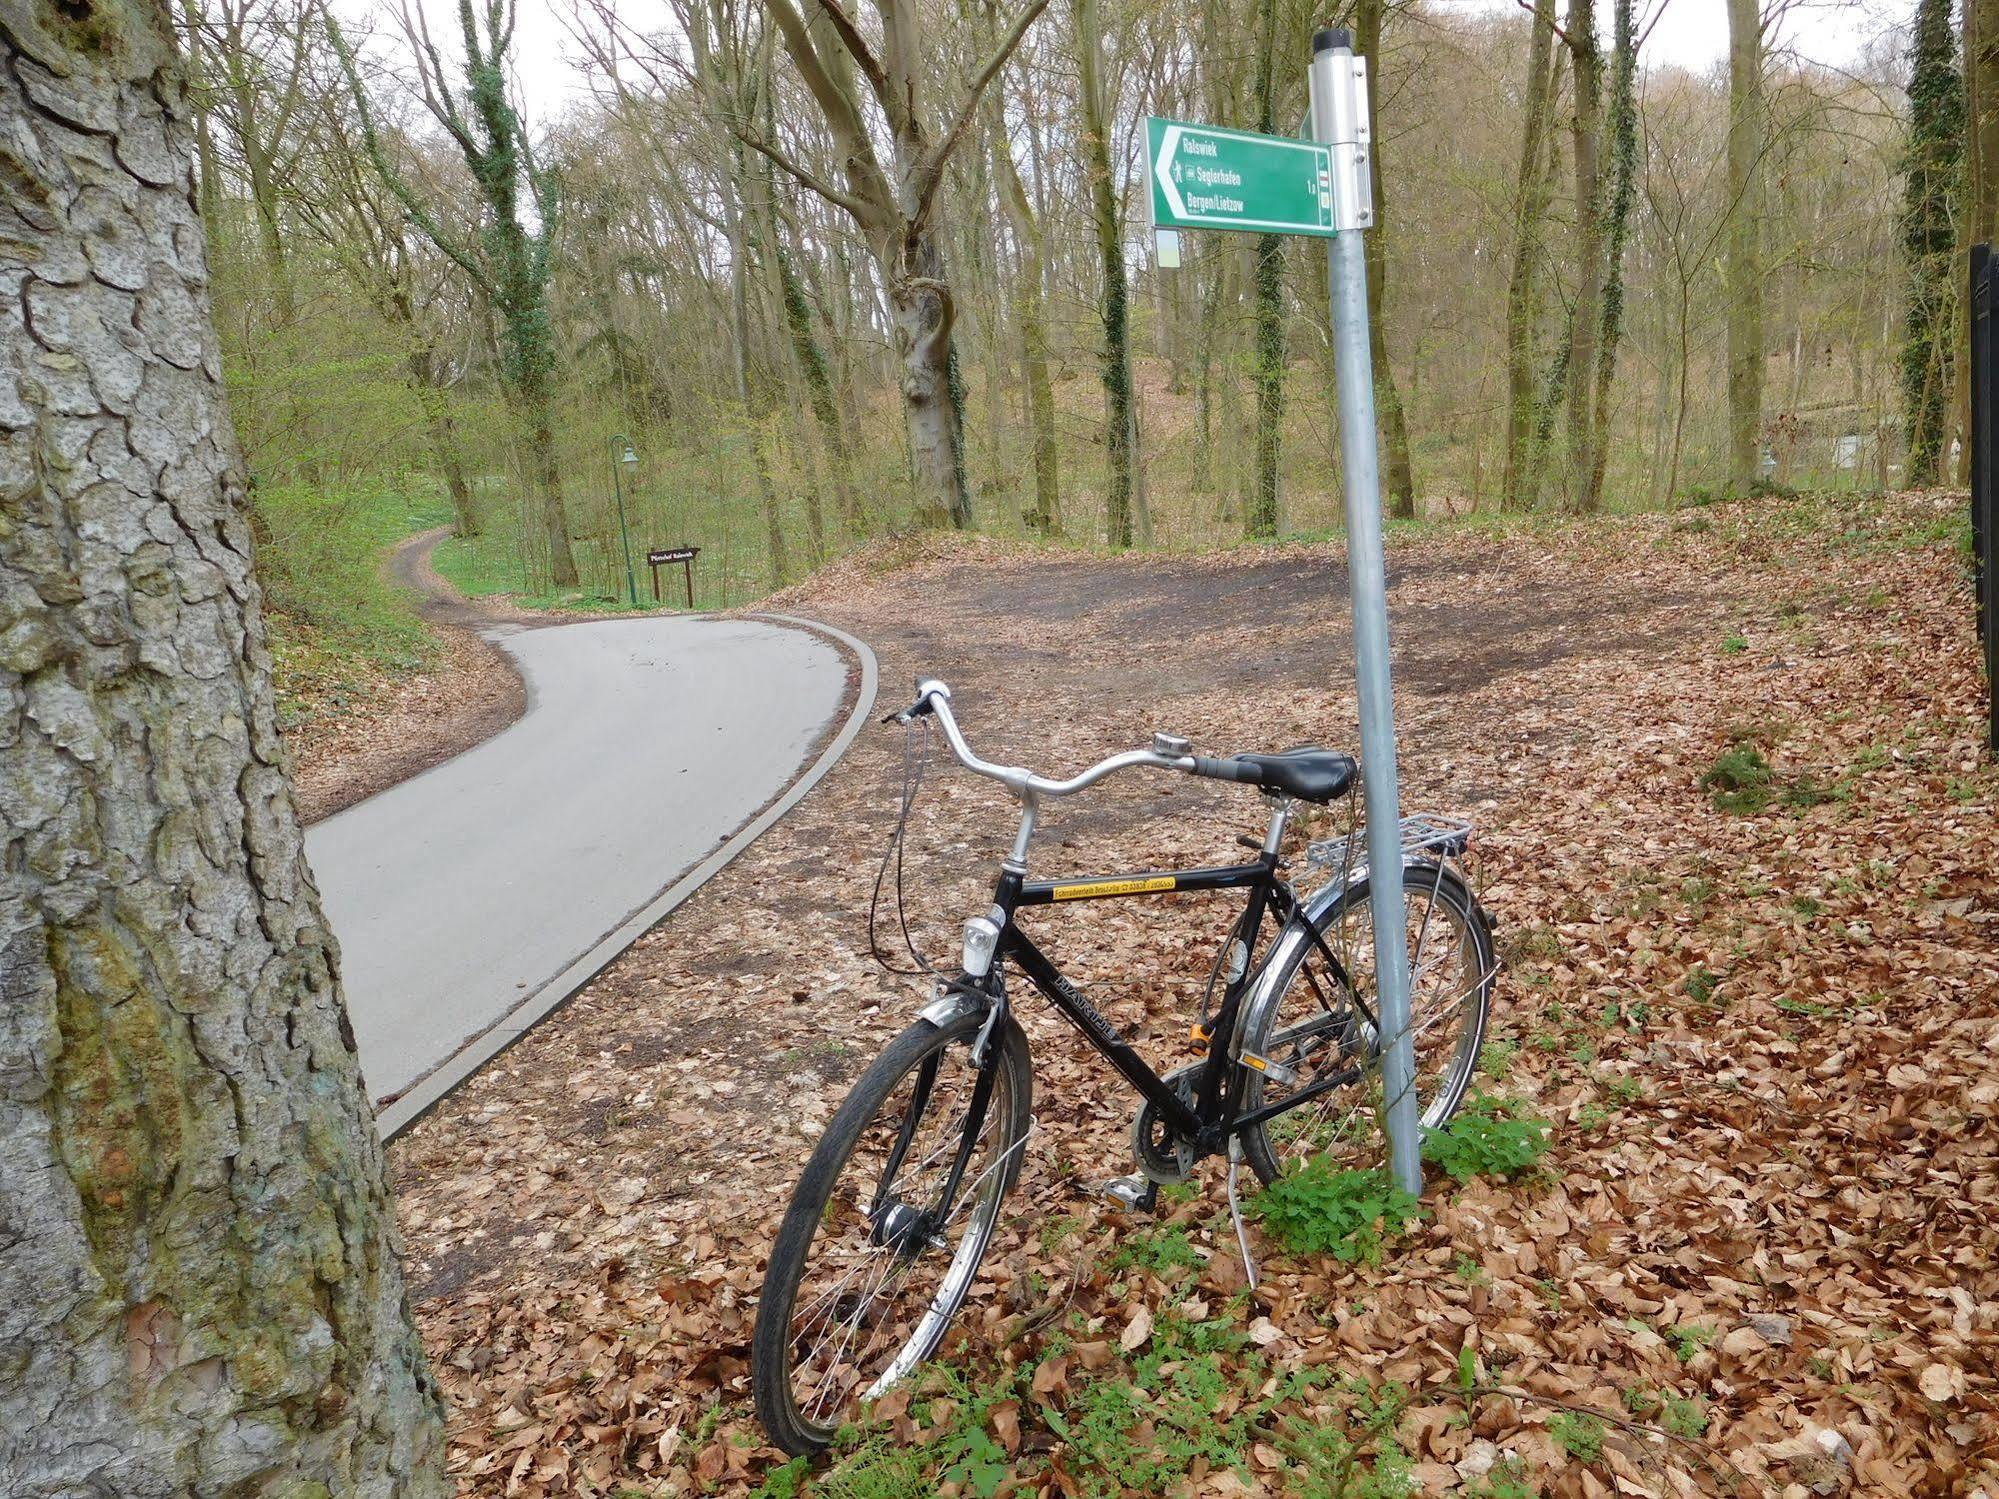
[1192, 755, 1262, 785]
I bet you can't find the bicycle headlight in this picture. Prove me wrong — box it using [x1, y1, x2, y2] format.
[961, 915, 1001, 978]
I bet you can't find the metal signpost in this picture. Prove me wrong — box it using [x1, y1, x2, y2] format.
[646, 546, 700, 608]
[1144, 29, 1423, 1195]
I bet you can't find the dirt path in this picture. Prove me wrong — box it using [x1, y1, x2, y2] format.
[390, 503, 1997, 1496]
[288, 528, 527, 825]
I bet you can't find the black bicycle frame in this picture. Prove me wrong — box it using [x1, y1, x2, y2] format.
[975, 850, 1354, 1156]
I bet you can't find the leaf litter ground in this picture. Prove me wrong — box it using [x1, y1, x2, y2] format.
[388, 494, 1996, 1497]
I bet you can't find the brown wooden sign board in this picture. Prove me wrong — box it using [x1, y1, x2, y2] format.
[646, 546, 700, 607]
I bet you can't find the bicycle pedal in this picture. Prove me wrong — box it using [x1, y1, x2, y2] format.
[1100, 1175, 1158, 1214]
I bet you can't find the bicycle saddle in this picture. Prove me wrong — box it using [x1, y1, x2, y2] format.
[1224, 748, 1357, 803]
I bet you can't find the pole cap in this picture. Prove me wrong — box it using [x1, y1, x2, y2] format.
[1314, 25, 1352, 53]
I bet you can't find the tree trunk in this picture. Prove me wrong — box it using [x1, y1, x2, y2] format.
[0, 8, 447, 1493]
[1503, 0, 1558, 510]
[1583, 0, 1637, 511]
[1901, 0, 1965, 486]
[991, 105, 1061, 536]
[1245, 0, 1285, 538]
[1561, 0, 1603, 511]
[1354, 0, 1416, 519]
[889, 233, 973, 529]
[1724, 0, 1764, 492]
[1075, 0, 1136, 548]
[409, 353, 478, 536]
[522, 372, 579, 588]
[1967, 0, 1999, 342]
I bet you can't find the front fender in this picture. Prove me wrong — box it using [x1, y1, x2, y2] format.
[918, 983, 986, 1029]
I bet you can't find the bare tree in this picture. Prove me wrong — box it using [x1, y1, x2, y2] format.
[750, 0, 1052, 527]
[0, 4, 445, 1491]
[1503, 0, 1560, 509]
[330, 0, 580, 584]
[1077, 0, 1139, 545]
[1725, 0, 1765, 490]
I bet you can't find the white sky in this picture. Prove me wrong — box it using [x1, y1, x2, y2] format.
[346, 0, 1904, 120]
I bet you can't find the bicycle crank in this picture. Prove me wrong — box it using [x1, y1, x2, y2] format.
[1131, 1064, 1200, 1184]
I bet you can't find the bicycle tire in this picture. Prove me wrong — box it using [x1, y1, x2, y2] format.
[752, 1007, 1031, 1455]
[1235, 861, 1494, 1186]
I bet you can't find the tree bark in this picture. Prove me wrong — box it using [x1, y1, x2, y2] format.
[0, 6, 447, 1493]
[1561, 0, 1603, 511]
[1075, 0, 1136, 548]
[1246, 0, 1284, 538]
[1503, 0, 1558, 510]
[890, 232, 973, 529]
[1583, 0, 1638, 511]
[988, 72, 1061, 536]
[1969, 0, 1999, 253]
[1724, 0, 1765, 492]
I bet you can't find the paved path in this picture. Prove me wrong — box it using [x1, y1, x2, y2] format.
[305, 606, 862, 1127]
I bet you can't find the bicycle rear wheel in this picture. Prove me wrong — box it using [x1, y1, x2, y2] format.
[752, 1007, 1031, 1455]
[1236, 861, 1493, 1186]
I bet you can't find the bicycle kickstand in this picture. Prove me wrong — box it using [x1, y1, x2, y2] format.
[1225, 1139, 1260, 1290]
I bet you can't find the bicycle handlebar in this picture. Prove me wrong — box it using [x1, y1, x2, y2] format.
[894, 678, 1256, 801]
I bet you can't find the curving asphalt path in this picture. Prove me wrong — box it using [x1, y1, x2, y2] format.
[304, 593, 869, 1137]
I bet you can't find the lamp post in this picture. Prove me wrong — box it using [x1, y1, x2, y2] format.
[610, 434, 639, 607]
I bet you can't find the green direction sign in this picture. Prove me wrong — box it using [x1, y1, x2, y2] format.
[1145, 117, 1335, 237]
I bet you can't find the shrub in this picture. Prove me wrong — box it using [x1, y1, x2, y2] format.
[1251, 1162, 1426, 1264]
[1422, 1094, 1553, 1183]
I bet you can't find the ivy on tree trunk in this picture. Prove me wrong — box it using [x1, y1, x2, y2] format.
[1901, 0, 1964, 486]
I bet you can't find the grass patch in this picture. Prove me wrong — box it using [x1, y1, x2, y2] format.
[431, 527, 659, 614]
[256, 480, 452, 726]
[1700, 743, 1775, 813]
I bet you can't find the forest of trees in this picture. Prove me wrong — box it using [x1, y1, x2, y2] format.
[185, 0, 1945, 611]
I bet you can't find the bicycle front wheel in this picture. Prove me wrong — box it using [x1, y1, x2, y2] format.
[752, 1007, 1031, 1455]
[1236, 861, 1494, 1186]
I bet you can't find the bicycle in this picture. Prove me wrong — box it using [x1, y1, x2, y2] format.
[752, 679, 1496, 1455]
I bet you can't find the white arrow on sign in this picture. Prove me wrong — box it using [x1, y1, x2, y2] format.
[1153, 124, 1185, 219]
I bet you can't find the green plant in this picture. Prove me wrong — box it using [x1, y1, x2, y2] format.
[1667, 1323, 1717, 1363]
[1662, 1395, 1709, 1438]
[1701, 743, 1774, 814]
[1038, 1215, 1082, 1255]
[1721, 632, 1748, 654]
[1606, 1075, 1645, 1104]
[1040, 1307, 1316, 1498]
[749, 1456, 811, 1499]
[1250, 1162, 1427, 1264]
[1622, 1386, 1659, 1417]
[1479, 1039, 1518, 1079]
[1548, 1410, 1605, 1464]
[1461, 1457, 1540, 1499]
[1683, 966, 1721, 1007]
[1108, 1223, 1202, 1277]
[1422, 1094, 1553, 1183]
[1280, 1422, 1416, 1499]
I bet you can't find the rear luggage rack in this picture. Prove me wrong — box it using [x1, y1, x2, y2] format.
[1305, 814, 1474, 887]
